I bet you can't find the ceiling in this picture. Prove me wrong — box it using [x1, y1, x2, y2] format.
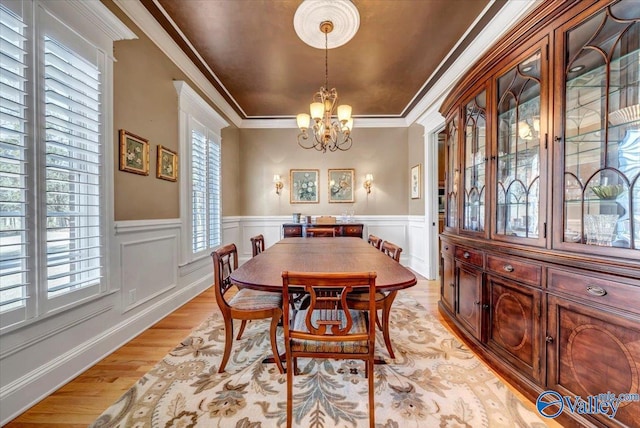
[140, 0, 505, 121]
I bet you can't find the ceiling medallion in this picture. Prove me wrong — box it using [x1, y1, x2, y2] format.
[293, 0, 360, 49]
[294, 1, 359, 153]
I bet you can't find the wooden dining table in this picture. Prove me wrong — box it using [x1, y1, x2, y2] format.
[230, 237, 417, 292]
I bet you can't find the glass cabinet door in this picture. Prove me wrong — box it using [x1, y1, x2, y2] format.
[496, 50, 543, 242]
[445, 114, 459, 229]
[561, 0, 639, 252]
[462, 91, 487, 233]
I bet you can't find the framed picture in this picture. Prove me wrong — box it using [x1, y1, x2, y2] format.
[411, 164, 421, 199]
[290, 169, 319, 203]
[119, 129, 149, 175]
[156, 145, 178, 181]
[328, 168, 355, 203]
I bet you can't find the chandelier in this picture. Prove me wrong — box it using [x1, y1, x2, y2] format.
[296, 21, 353, 153]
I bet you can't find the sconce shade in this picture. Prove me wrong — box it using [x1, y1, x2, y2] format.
[273, 174, 281, 183]
[365, 173, 373, 182]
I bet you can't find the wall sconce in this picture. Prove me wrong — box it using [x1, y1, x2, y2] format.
[363, 173, 374, 194]
[273, 174, 283, 195]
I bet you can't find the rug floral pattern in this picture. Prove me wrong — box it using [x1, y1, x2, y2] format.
[90, 295, 547, 428]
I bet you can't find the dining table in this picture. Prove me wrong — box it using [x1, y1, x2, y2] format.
[230, 237, 417, 293]
[230, 237, 417, 365]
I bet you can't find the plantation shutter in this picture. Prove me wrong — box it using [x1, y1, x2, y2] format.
[0, 4, 28, 314]
[44, 35, 103, 297]
[207, 136, 221, 248]
[192, 128, 207, 253]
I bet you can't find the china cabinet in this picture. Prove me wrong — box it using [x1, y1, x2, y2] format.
[439, 1, 640, 427]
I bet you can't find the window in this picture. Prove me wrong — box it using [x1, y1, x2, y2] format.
[174, 81, 228, 262]
[191, 124, 221, 254]
[0, 0, 131, 330]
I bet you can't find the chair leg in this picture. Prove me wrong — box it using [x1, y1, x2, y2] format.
[218, 317, 234, 373]
[286, 352, 294, 428]
[381, 291, 398, 359]
[269, 312, 284, 374]
[236, 320, 248, 340]
[368, 358, 375, 428]
[375, 311, 382, 330]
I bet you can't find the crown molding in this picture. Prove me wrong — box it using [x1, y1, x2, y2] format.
[112, 0, 242, 127]
[240, 116, 409, 129]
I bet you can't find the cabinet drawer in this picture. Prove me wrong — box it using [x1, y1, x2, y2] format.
[455, 246, 483, 267]
[487, 254, 541, 287]
[342, 225, 363, 237]
[548, 268, 640, 315]
[283, 225, 302, 237]
[441, 241, 454, 257]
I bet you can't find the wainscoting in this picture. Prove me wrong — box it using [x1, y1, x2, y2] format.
[0, 215, 430, 425]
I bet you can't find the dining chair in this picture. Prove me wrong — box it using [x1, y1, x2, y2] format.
[381, 240, 403, 262]
[212, 243, 284, 374]
[305, 227, 336, 237]
[367, 234, 383, 250]
[250, 234, 265, 257]
[282, 271, 377, 428]
[347, 240, 403, 358]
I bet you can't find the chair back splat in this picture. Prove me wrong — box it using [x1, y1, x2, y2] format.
[282, 271, 377, 428]
[381, 241, 403, 262]
[367, 234, 383, 250]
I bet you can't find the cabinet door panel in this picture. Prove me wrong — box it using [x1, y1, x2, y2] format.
[547, 296, 640, 427]
[487, 276, 542, 382]
[556, 1, 640, 255]
[441, 254, 455, 314]
[456, 262, 483, 341]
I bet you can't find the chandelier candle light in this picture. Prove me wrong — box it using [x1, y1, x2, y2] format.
[297, 20, 353, 152]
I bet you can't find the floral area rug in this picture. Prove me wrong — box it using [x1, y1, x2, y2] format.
[90, 294, 548, 428]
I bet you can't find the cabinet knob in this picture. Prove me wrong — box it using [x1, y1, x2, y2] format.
[482, 304, 490, 310]
[586, 285, 607, 297]
[449, 282, 455, 287]
[545, 336, 554, 343]
[474, 301, 481, 305]
[463, 251, 470, 259]
[554, 136, 562, 142]
[444, 245, 449, 250]
[503, 264, 515, 273]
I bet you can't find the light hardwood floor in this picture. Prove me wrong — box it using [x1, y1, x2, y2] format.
[5, 279, 558, 427]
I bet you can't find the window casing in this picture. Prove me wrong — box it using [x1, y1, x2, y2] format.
[0, 0, 129, 331]
[174, 81, 228, 263]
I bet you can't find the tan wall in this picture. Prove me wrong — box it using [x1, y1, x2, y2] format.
[221, 127, 241, 216]
[238, 128, 409, 216]
[105, 0, 235, 221]
[408, 123, 425, 215]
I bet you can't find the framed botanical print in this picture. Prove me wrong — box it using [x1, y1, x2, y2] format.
[411, 164, 421, 199]
[328, 169, 355, 203]
[290, 169, 319, 203]
[119, 129, 149, 175]
[156, 145, 178, 181]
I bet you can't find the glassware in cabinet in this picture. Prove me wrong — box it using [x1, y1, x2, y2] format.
[562, 0, 640, 250]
